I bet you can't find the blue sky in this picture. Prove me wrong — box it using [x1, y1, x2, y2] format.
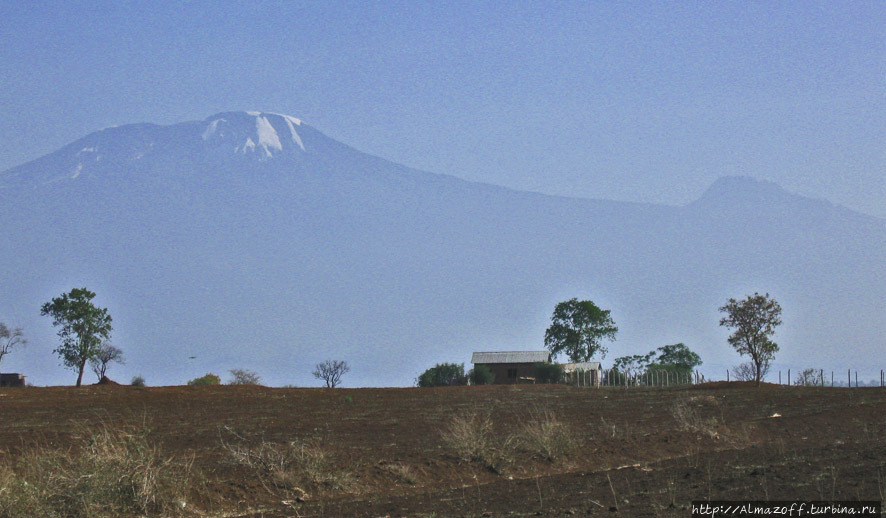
[1, 1, 883, 216]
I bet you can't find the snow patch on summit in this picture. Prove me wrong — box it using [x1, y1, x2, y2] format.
[280, 115, 305, 150]
[203, 111, 307, 159]
[254, 116, 283, 157]
[202, 119, 224, 141]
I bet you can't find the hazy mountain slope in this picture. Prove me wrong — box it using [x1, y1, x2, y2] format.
[1, 112, 882, 386]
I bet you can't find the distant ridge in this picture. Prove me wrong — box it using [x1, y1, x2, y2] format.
[1, 112, 882, 387]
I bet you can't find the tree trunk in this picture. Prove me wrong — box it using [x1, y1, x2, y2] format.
[76, 360, 86, 387]
[755, 362, 761, 387]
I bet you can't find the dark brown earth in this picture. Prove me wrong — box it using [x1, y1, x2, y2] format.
[0, 382, 883, 517]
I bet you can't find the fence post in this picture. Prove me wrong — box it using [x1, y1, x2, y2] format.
[727, 370, 729, 382]
[855, 371, 858, 388]
[779, 371, 781, 385]
[831, 371, 834, 387]
[788, 369, 790, 386]
[820, 369, 824, 387]
[848, 369, 851, 387]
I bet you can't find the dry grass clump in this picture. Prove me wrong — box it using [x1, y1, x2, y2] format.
[518, 409, 577, 461]
[0, 423, 191, 518]
[221, 428, 354, 497]
[441, 411, 514, 473]
[671, 399, 720, 439]
[379, 461, 420, 486]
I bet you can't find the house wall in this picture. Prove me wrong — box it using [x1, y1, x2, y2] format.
[0, 374, 25, 387]
[478, 363, 538, 384]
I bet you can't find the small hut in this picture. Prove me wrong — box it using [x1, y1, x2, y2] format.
[470, 351, 551, 384]
[0, 373, 26, 387]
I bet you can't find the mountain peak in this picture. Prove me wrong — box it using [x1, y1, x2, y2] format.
[202, 111, 306, 159]
[691, 176, 797, 207]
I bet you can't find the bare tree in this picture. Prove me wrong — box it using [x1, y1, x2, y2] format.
[228, 368, 262, 385]
[89, 342, 124, 381]
[0, 323, 26, 368]
[794, 368, 824, 387]
[732, 361, 769, 382]
[312, 360, 350, 388]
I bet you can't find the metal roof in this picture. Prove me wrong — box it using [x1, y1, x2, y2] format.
[471, 351, 551, 364]
[561, 362, 601, 373]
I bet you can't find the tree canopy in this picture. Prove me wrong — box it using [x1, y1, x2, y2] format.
[40, 288, 113, 387]
[89, 342, 124, 381]
[416, 363, 466, 387]
[313, 359, 350, 388]
[544, 298, 617, 362]
[719, 292, 782, 386]
[648, 343, 702, 375]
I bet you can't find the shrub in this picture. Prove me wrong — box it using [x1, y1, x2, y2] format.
[416, 363, 466, 387]
[731, 361, 770, 382]
[221, 429, 354, 495]
[441, 411, 514, 473]
[519, 410, 576, 461]
[130, 375, 146, 387]
[671, 399, 720, 439]
[468, 364, 495, 385]
[533, 362, 564, 384]
[227, 368, 261, 385]
[187, 373, 220, 386]
[794, 368, 824, 386]
[0, 423, 190, 517]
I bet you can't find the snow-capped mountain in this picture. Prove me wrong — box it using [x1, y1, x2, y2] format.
[1, 112, 883, 387]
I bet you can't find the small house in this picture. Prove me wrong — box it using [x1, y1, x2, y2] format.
[471, 351, 551, 384]
[0, 373, 26, 387]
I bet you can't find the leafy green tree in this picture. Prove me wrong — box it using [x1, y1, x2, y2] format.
[416, 363, 466, 387]
[544, 298, 617, 362]
[0, 322, 26, 368]
[40, 288, 113, 387]
[613, 353, 654, 382]
[719, 292, 782, 386]
[647, 343, 702, 377]
[188, 373, 221, 386]
[468, 364, 495, 385]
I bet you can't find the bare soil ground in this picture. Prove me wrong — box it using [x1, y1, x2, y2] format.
[1, 382, 883, 517]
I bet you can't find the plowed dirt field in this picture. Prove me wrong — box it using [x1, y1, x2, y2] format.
[1, 382, 883, 516]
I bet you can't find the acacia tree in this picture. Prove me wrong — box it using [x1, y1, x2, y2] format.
[313, 360, 350, 388]
[544, 298, 617, 362]
[89, 342, 124, 381]
[719, 293, 782, 386]
[41, 288, 113, 387]
[0, 323, 27, 368]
